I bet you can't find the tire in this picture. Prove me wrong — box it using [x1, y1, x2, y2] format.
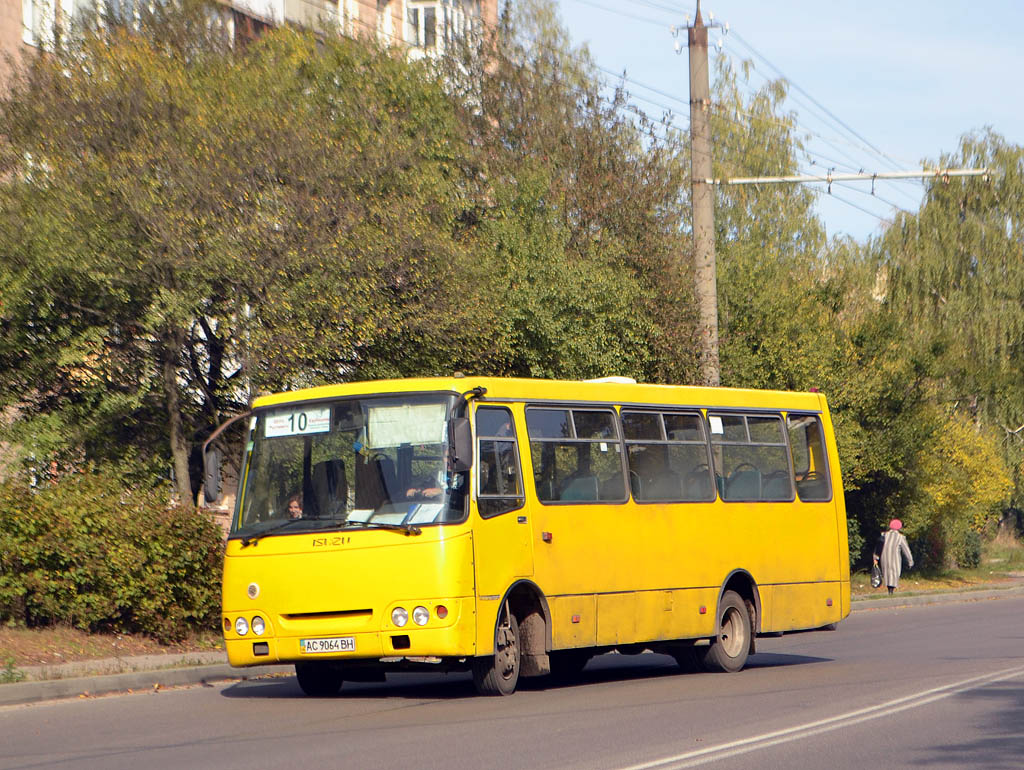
[472, 611, 521, 695]
[295, 661, 344, 696]
[702, 590, 751, 673]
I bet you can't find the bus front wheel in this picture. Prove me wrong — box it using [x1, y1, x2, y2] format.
[702, 591, 751, 673]
[472, 611, 521, 695]
[295, 661, 344, 696]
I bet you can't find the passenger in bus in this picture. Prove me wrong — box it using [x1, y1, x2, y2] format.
[286, 493, 303, 519]
[406, 481, 443, 500]
[406, 452, 466, 502]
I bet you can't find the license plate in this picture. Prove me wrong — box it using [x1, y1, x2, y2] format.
[300, 637, 355, 654]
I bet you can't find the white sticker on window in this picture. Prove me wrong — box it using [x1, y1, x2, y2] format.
[709, 415, 724, 434]
[599, 442, 608, 452]
[265, 407, 331, 437]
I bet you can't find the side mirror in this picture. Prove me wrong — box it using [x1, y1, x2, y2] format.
[203, 446, 222, 504]
[200, 410, 253, 505]
[448, 417, 473, 473]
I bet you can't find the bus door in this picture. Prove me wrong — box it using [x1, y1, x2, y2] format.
[472, 404, 533, 599]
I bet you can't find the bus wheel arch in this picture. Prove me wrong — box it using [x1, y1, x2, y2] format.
[503, 580, 551, 678]
[472, 581, 550, 695]
[703, 590, 752, 673]
[707, 570, 761, 669]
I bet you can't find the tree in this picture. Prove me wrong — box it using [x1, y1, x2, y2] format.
[442, 0, 699, 382]
[0, 3, 482, 501]
[877, 130, 1024, 506]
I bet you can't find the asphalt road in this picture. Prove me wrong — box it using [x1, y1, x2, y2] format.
[2, 595, 1022, 770]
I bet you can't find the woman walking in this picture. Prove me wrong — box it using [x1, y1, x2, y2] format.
[873, 519, 914, 595]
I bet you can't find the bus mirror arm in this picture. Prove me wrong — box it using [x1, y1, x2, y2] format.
[448, 385, 485, 474]
[448, 417, 473, 473]
[201, 411, 253, 504]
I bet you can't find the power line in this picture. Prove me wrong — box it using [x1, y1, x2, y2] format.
[726, 29, 905, 173]
[564, 0, 671, 29]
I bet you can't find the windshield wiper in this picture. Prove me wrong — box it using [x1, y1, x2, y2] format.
[343, 520, 422, 536]
[240, 518, 306, 548]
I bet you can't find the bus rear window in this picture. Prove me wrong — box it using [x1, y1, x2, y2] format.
[787, 414, 832, 502]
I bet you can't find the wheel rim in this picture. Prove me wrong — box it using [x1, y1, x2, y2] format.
[719, 606, 746, 658]
[496, 623, 519, 681]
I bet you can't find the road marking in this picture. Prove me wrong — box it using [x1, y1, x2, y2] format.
[617, 665, 1024, 769]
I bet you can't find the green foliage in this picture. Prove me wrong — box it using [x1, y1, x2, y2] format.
[443, 0, 697, 382]
[876, 130, 1024, 506]
[901, 414, 1012, 568]
[847, 514, 866, 569]
[0, 9, 490, 501]
[953, 529, 983, 570]
[1, 656, 25, 684]
[0, 470, 223, 642]
[0, 0, 1018, 579]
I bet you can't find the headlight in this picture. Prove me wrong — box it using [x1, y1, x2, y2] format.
[392, 607, 408, 627]
[251, 616, 266, 636]
[235, 616, 249, 636]
[412, 606, 429, 626]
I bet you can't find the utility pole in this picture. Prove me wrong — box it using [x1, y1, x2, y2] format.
[680, 3, 986, 389]
[688, 2, 719, 387]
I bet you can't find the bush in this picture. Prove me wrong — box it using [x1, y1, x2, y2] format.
[952, 528, 983, 570]
[847, 514, 866, 569]
[0, 471, 223, 642]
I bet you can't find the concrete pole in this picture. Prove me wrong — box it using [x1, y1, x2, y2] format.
[689, 3, 720, 386]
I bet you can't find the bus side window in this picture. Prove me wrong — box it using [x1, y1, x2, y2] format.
[526, 407, 627, 504]
[709, 413, 794, 502]
[623, 411, 714, 503]
[476, 405, 525, 518]
[787, 414, 833, 502]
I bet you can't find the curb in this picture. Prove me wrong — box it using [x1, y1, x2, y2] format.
[0, 661, 284, 707]
[851, 582, 1024, 611]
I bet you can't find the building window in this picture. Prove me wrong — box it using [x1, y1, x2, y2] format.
[405, 0, 477, 52]
[23, 0, 57, 47]
[377, 0, 394, 44]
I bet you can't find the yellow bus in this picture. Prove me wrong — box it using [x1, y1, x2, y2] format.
[218, 376, 849, 696]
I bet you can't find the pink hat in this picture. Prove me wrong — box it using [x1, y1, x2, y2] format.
[889, 519, 902, 530]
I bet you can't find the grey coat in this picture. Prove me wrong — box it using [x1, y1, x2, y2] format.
[878, 529, 914, 588]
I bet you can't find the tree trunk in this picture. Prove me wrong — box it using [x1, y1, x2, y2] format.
[160, 329, 193, 507]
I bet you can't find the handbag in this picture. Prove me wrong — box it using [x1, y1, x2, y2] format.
[870, 562, 882, 588]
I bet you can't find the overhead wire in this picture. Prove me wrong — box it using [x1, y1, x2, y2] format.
[831, 182, 914, 216]
[563, 0, 672, 29]
[338, 2, 915, 229]
[726, 29, 911, 173]
[561, 2, 946, 228]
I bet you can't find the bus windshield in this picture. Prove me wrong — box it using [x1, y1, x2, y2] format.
[232, 393, 466, 539]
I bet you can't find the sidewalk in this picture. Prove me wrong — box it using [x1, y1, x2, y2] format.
[0, 653, 284, 707]
[4, 581, 1024, 707]
[850, 579, 1024, 610]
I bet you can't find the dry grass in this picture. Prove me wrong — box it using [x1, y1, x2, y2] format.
[0, 625, 222, 669]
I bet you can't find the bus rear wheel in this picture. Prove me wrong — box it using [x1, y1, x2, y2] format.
[702, 591, 751, 673]
[472, 611, 521, 695]
[295, 661, 344, 696]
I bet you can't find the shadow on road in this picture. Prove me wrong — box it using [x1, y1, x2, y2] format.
[913, 680, 1024, 769]
[220, 650, 831, 701]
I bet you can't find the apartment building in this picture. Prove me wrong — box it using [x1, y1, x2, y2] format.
[1, 0, 497, 85]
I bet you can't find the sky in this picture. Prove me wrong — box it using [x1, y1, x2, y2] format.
[552, 0, 1024, 243]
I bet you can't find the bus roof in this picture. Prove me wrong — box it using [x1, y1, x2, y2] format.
[252, 377, 828, 413]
